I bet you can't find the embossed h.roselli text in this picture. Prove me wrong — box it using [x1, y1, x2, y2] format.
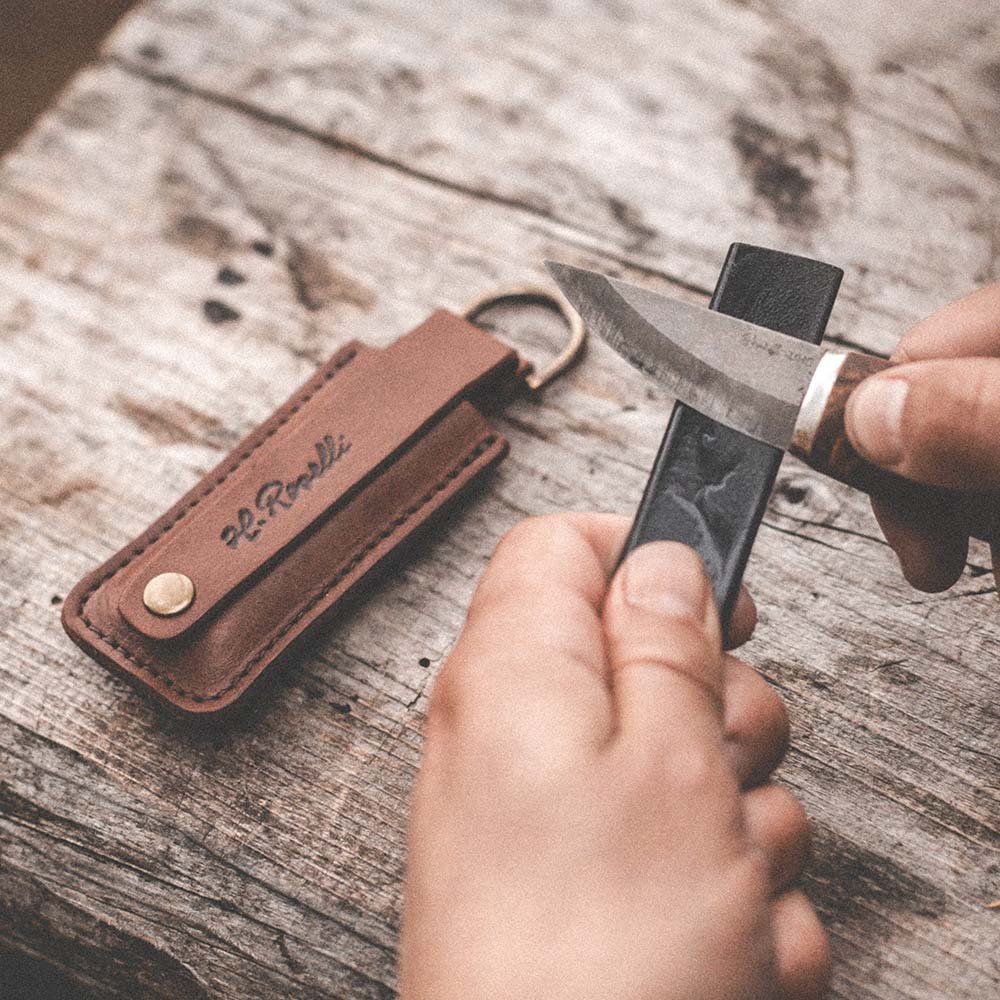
[221, 434, 351, 549]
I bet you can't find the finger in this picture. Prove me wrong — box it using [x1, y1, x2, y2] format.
[894, 282, 1000, 362]
[602, 542, 728, 767]
[742, 784, 810, 894]
[431, 513, 628, 734]
[871, 496, 969, 593]
[770, 890, 831, 1000]
[845, 358, 1000, 489]
[725, 586, 758, 650]
[722, 657, 790, 788]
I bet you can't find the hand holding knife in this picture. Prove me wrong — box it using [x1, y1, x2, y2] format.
[547, 261, 995, 544]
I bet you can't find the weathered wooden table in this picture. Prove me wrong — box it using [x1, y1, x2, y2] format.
[2, 2, 998, 997]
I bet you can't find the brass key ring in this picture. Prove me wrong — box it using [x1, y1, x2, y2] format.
[463, 284, 586, 391]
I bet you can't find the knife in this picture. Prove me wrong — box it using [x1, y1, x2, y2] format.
[546, 261, 993, 541]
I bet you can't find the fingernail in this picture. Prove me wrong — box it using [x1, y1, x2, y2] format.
[622, 543, 709, 623]
[848, 377, 908, 466]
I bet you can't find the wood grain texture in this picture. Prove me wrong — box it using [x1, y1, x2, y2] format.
[0, 1, 998, 998]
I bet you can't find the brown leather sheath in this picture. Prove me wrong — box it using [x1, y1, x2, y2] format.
[62, 310, 525, 713]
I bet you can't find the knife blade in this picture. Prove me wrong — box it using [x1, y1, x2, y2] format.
[546, 260, 993, 541]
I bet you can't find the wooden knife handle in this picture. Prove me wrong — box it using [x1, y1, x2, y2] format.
[793, 351, 995, 542]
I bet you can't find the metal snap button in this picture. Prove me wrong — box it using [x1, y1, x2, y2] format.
[143, 572, 195, 616]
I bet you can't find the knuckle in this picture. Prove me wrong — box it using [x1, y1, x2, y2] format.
[472, 514, 580, 611]
[772, 787, 812, 858]
[494, 513, 578, 563]
[428, 650, 583, 783]
[424, 659, 460, 733]
[790, 912, 832, 996]
[612, 621, 723, 699]
[759, 683, 791, 757]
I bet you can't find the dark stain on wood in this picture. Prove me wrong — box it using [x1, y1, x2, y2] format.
[61, 90, 115, 132]
[137, 42, 164, 62]
[166, 214, 235, 257]
[39, 478, 97, 507]
[980, 60, 1000, 93]
[807, 824, 949, 931]
[606, 196, 656, 251]
[110, 394, 229, 447]
[0, 860, 212, 1000]
[202, 299, 241, 324]
[729, 112, 821, 226]
[216, 266, 246, 286]
[286, 239, 376, 312]
[1, 946, 100, 1000]
[381, 65, 424, 94]
[754, 38, 853, 109]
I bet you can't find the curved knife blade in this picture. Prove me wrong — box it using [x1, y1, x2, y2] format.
[545, 261, 826, 451]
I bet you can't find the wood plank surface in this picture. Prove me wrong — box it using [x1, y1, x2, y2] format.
[1, 1, 998, 997]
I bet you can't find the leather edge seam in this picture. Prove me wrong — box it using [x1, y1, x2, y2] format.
[75, 431, 501, 706]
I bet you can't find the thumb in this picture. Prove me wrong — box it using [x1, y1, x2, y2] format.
[603, 542, 727, 766]
[845, 358, 1000, 490]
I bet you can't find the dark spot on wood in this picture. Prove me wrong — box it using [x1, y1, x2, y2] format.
[286, 239, 376, 312]
[383, 65, 424, 93]
[276, 931, 305, 975]
[502, 413, 551, 443]
[166, 214, 235, 257]
[138, 42, 164, 62]
[879, 59, 905, 74]
[607, 196, 657, 251]
[501, 104, 525, 126]
[237, 792, 271, 824]
[753, 36, 853, 108]
[777, 481, 808, 504]
[418, 657, 431, 668]
[819, 57, 853, 108]
[730, 112, 820, 227]
[50, 595, 62, 606]
[216, 266, 246, 286]
[332, 702, 352, 715]
[251, 240, 275, 257]
[980, 60, 1000, 93]
[1, 300, 34, 342]
[18, 385, 62, 414]
[875, 658, 919, 686]
[203, 299, 241, 324]
[61, 91, 115, 132]
[39, 479, 97, 507]
[111, 395, 229, 447]
[303, 684, 323, 701]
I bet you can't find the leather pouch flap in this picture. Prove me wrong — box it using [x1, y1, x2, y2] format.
[116, 310, 518, 640]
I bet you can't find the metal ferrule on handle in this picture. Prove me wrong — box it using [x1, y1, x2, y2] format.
[789, 351, 848, 461]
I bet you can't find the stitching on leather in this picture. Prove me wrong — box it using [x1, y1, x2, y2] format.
[79, 432, 498, 704]
[77, 348, 359, 610]
[76, 349, 357, 674]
